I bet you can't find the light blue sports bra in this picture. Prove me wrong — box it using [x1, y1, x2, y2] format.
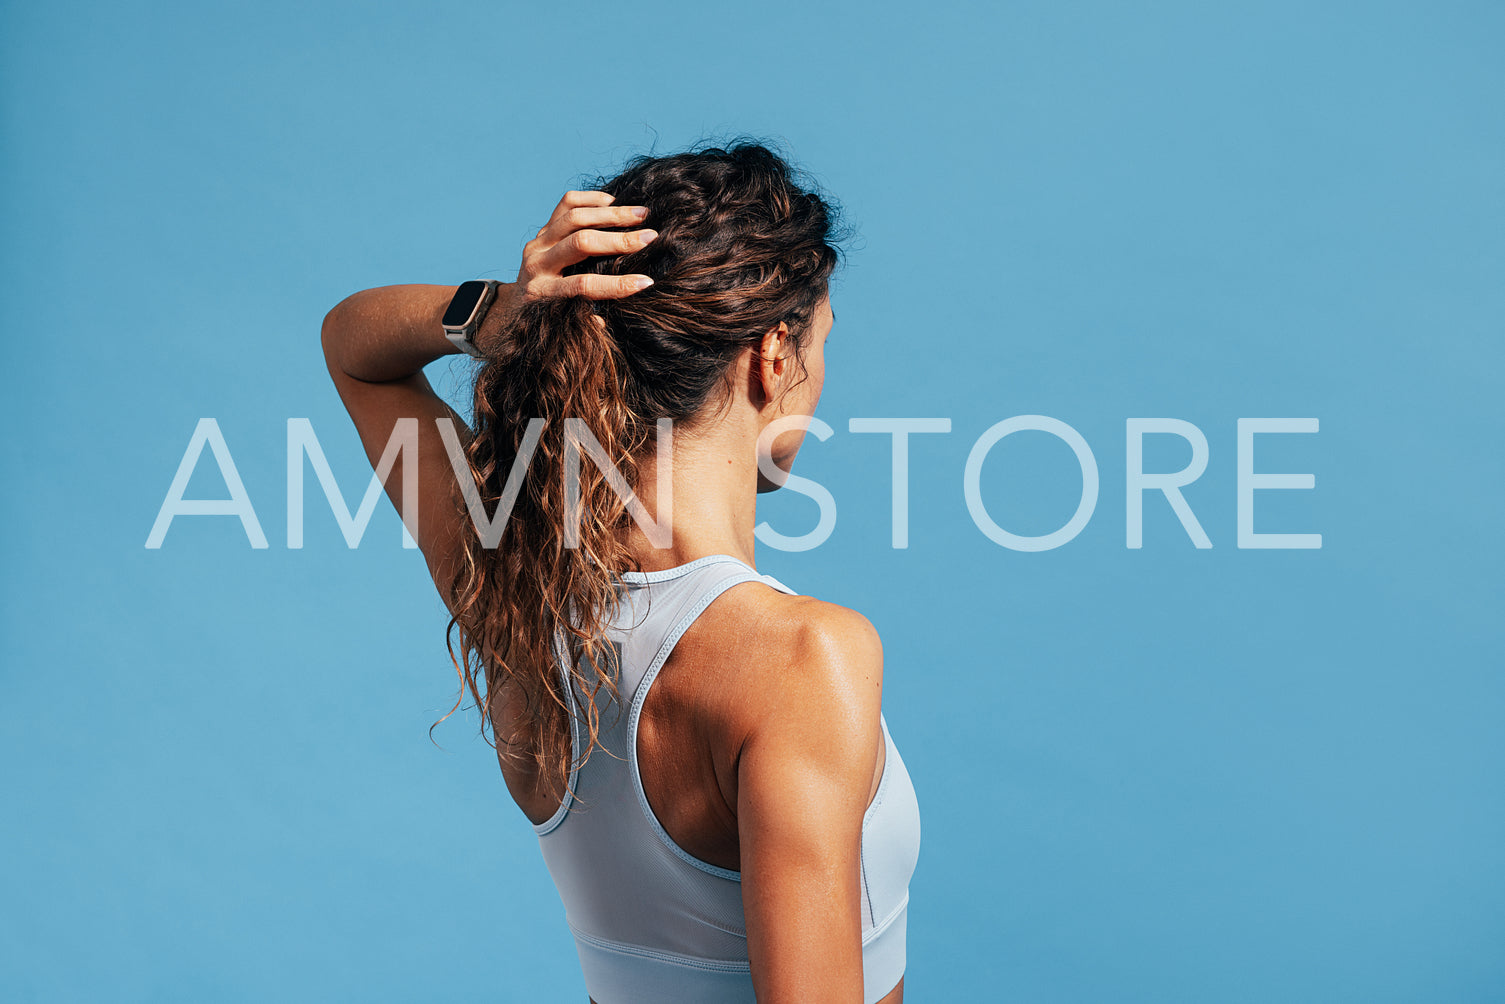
[532, 554, 922, 1004]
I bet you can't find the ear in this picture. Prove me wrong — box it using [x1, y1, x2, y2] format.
[754, 320, 793, 410]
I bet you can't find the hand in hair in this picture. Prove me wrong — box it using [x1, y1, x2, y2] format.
[515, 190, 658, 303]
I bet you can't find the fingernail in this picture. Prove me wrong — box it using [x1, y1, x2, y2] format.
[639, 229, 659, 244]
[632, 276, 654, 290]
[631, 206, 649, 219]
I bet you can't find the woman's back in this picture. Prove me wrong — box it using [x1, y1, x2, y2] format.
[529, 554, 921, 1004]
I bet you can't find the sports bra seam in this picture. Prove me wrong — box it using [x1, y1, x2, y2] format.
[860, 718, 895, 924]
[618, 553, 754, 584]
[532, 634, 583, 836]
[860, 835, 875, 927]
[862, 890, 911, 946]
[568, 921, 752, 973]
[628, 562, 767, 881]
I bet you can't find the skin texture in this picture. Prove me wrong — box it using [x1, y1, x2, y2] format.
[321, 191, 900, 1003]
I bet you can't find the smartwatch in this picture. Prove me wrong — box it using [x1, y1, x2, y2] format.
[442, 280, 500, 358]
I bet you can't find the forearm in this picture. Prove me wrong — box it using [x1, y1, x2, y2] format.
[320, 282, 516, 383]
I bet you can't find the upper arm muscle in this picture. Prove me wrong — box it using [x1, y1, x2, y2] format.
[737, 604, 884, 1004]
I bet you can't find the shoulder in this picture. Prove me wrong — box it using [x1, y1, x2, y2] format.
[779, 596, 884, 717]
[711, 586, 884, 771]
[715, 586, 884, 728]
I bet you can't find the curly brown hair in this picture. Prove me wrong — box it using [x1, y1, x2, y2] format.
[437, 138, 851, 806]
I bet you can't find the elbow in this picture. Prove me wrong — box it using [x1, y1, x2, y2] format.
[320, 297, 350, 373]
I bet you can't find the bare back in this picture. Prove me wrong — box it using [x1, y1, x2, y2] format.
[502, 580, 887, 868]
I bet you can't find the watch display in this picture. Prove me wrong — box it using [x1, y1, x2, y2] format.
[443, 280, 492, 329]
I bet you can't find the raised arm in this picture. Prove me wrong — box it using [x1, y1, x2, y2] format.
[320, 283, 484, 599]
[737, 602, 886, 1003]
[318, 191, 659, 608]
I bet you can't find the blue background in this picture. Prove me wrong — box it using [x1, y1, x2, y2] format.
[3, 1, 1501, 1000]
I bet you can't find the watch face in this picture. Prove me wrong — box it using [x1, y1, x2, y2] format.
[443, 280, 489, 328]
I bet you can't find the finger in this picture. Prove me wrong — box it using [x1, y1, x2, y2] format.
[546, 190, 615, 228]
[563, 204, 651, 230]
[534, 272, 655, 301]
[534, 227, 658, 273]
[534, 203, 649, 250]
[525, 191, 617, 251]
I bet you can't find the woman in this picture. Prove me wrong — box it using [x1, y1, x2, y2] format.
[321, 141, 921, 1003]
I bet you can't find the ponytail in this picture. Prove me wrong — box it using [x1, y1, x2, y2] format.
[439, 294, 645, 805]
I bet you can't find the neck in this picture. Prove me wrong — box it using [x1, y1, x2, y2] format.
[622, 411, 762, 572]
